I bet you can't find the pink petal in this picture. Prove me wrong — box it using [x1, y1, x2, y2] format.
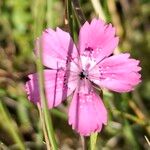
[90, 53, 141, 92]
[68, 80, 107, 136]
[78, 18, 119, 62]
[25, 69, 77, 108]
[35, 28, 78, 69]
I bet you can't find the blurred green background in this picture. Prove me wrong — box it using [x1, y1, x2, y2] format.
[0, 0, 150, 149]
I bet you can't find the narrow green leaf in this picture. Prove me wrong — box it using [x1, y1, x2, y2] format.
[0, 101, 25, 150]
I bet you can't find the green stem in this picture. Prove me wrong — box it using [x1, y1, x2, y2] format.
[0, 101, 25, 150]
[32, 0, 46, 38]
[67, 0, 74, 38]
[33, 0, 57, 148]
[90, 132, 98, 150]
[46, 0, 55, 28]
[36, 52, 58, 149]
[71, 0, 86, 26]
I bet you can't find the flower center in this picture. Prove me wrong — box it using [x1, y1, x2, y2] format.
[79, 70, 88, 79]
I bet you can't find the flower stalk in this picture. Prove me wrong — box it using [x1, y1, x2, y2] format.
[71, 0, 86, 26]
[36, 41, 58, 150]
[67, 0, 74, 38]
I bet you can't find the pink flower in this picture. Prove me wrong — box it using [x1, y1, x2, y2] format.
[25, 18, 141, 136]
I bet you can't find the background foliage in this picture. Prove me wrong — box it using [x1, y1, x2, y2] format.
[0, 0, 150, 149]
